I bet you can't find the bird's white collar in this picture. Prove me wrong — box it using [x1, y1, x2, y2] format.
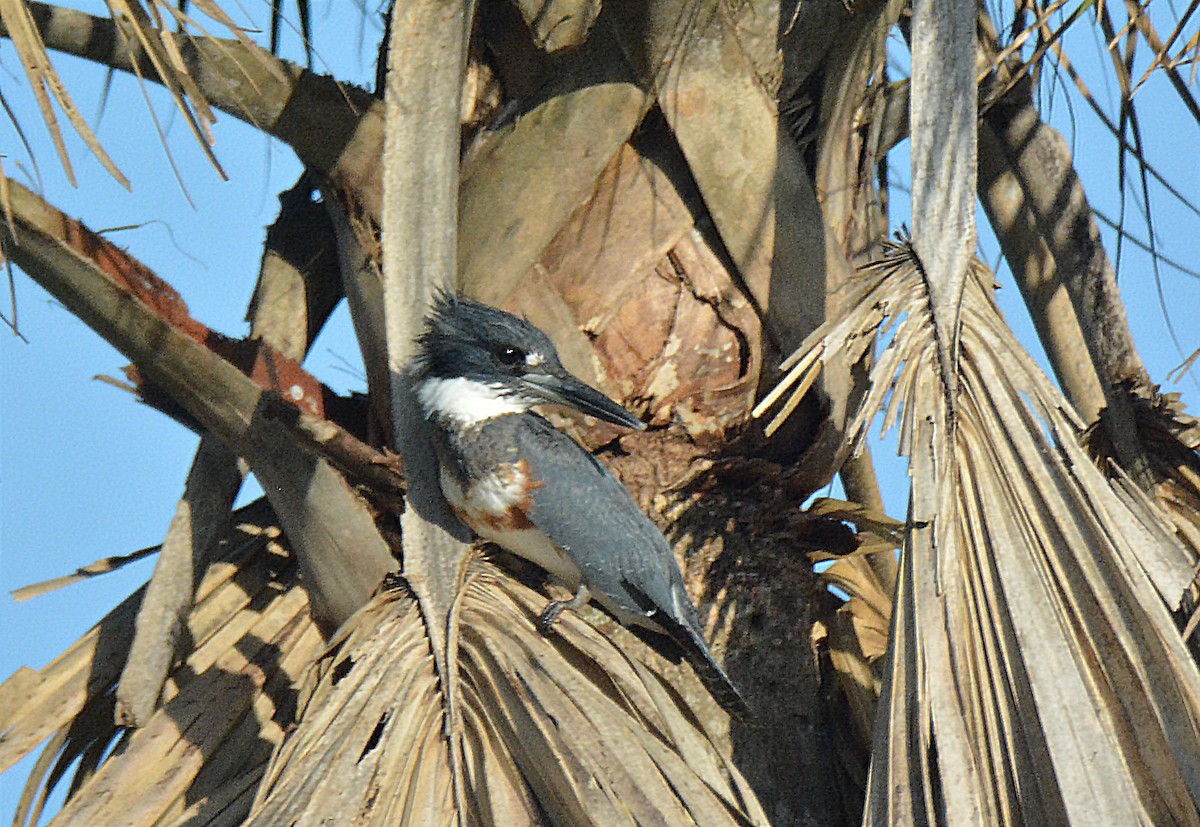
[416, 375, 532, 427]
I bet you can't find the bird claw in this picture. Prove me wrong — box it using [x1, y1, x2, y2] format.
[536, 601, 566, 635]
[535, 584, 589, 636]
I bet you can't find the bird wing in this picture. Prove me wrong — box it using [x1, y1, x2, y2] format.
[506, 414, 749, 718]
[508, 415, 684, 624]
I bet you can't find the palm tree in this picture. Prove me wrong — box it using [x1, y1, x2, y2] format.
[2, 0, 1199, 823]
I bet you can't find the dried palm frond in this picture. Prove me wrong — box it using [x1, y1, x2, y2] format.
[9, 542, 161, 601]
[757, 242, 1200, 822]
[248, 556, 768, 826]
[378, 6, 479, 821]
[0, 502, 320, 827]
[977, 3, 1200, 597]
[0, 0, 289, 186]
[0, 0, 128, 187]
[1085, 385, 1200, 634]
[803, 497, 899, 749]
[812, 509, 895, 752]
[814, 586, 888, 750]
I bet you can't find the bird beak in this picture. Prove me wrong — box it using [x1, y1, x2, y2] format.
[522, 372, 646, 431]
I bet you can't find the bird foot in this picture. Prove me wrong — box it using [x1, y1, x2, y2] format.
[535, 584, 590, 636]
[536, 601, 567, 635]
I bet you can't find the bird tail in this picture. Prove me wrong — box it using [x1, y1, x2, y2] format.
[673, 621, 751, 721]
[662, 590, 751, 721]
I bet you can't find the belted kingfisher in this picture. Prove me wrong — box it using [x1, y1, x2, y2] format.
[414, 294, 747, 717]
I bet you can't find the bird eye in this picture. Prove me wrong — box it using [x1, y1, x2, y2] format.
[496, 346, 525, 366]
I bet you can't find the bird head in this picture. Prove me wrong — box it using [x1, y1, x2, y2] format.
[414, 293, 645, 431]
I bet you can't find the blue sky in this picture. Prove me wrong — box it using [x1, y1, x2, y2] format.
[2, 3, 1198, 820]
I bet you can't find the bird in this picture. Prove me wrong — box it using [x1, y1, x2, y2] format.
[413, 293, 748, 717]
